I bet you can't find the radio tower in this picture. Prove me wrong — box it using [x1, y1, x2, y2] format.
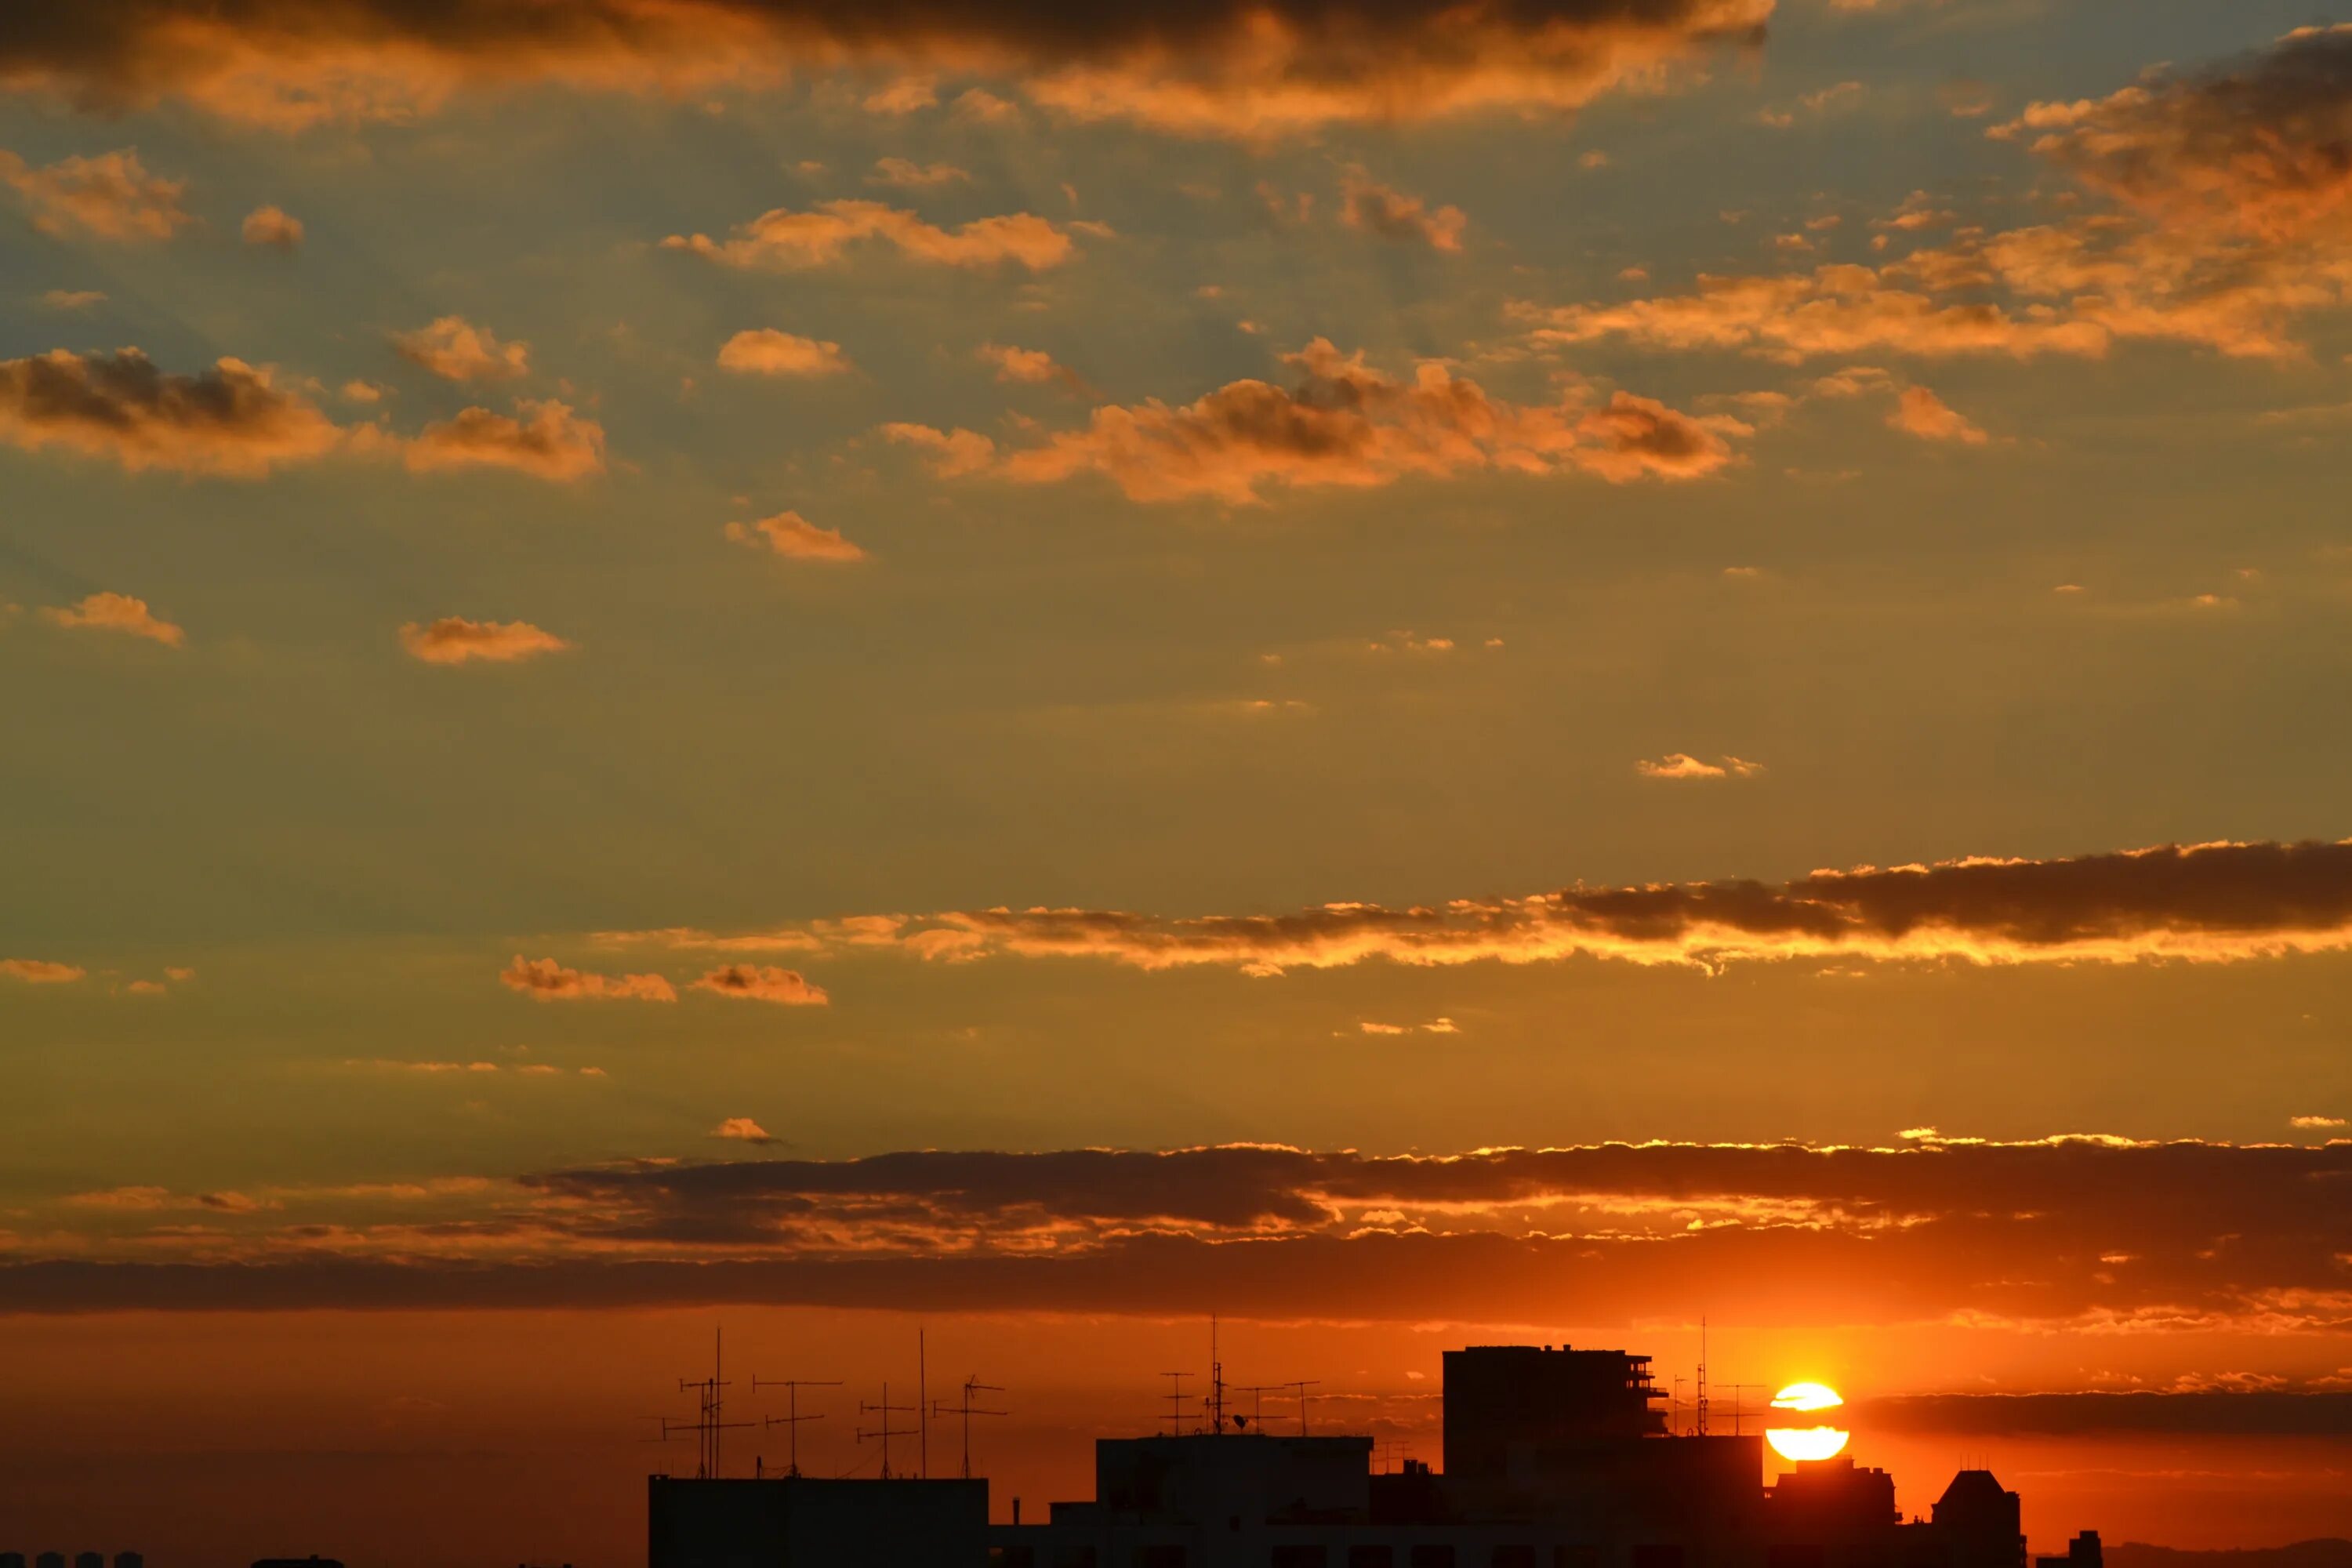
[753, 1375, 842, 1477]
[858, 1384, 919, 1479]
[931, 1374, 1007, 1478]
[1279, 1379, 1323, 1436]
[661, 1328, 754, 1478]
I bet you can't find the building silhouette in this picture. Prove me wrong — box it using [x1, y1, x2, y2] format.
[648, 1342, 2101, 1568]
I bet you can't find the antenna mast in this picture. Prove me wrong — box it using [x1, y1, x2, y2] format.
[1209, 1315, 1225, 1435]
[1279, 1379, 1323, 1436]
[931, 1374, 1008, 1478]
[753, 1376, 843, 1478]
[858, 1383, 919, 1479]
[920, 1328, 929, 1479]
[1695, 1318, 1709, 1439]
[660, 1327, 754, 1479]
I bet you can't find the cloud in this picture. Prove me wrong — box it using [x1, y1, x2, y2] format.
[1862, 1392, 2352, 1438]
[868, 157, 969, 188]
[42, 591, 184, 646]
[1339, 172, 1465, 252]
[713, 1117, 776, 1143]
[0, 0, 1777, 138]
[405, 400, 605, 481]
[2289, 1115, 2347, 1130]
[1531, 28, 2352, 365]
[0, 349, 343, 476]
[1519, 266, 2113, 362]
[880, 422, 997, 477]
[724, 510, 869, 563]
[40, 289, 104, 310]
[10, 1138, 2350, 1334]
[1635, 753, 1763, 780]
[0, 147, 189, 240]
[691, 964, 830, 1005]
[977, 343, 1081, 389]
[1888, 385, 1987, 443]
[598, 837, 2352, 975]
[663, 200, 1076, 270]
[886, 339, 1741, 504]
[716, 328, 852, 377]
[392, 316, 529, 382]
[1, 958, 85, 984]
[499, 956, 675, 1003]
[398, 617, 570, 665]
[240, 203, 302, 249]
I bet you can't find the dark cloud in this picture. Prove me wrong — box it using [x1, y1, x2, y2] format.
[11, 1140, 2348, 1334]
[0, 0, 1773, 134]
[0, 348, 343, 476]
[603, 837, 2352, 972]
[1863, 1392, 2352, 1438]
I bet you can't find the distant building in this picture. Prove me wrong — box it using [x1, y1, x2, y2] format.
[2, 1549, 25, 1568]
[75, 1552, 103, 1568]
[646, 1341, 2103, 1568]
[115, 1552, 143, 1568]
[37, 1552, 64, 1568]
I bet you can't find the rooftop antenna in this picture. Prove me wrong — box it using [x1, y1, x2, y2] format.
[1231, 1385, 1283, 1433]
[661, 1327, 753, 1479]
[1695, 1318, 1709, 1439]
[1160, 1371, 1192, 1436]
[858, 1383, 918, 1479]
[1279, 1379, 1323, 1436]
[920, 1327, 929, 1479]
[1209, 1315, 1225, 1436]
[753, 1375, 842, 1478]
[931, 1374, 1007, 1478]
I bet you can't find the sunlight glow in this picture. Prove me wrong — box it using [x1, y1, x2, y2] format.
[1766, 1381, 1850, 1462]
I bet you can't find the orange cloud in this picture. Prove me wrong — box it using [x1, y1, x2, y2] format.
[601, 837, 2352, 975]
[0, 349, 343, 477]
[1888, 385, 1987, 443]
[398, 617, 570, 665]
[393, 316, 529, 382]
[0, 147, 189, 240]
[887, 339, 1742, 504]
[499, 956, 675, 1003]
[691, 964, 830, 1005]
[1521, 266, 2113, 361]
[405, 400, 605, 481]
[662, 200, 1076, 270]
[1635, 753, 1762, 780]
[0, 0, 1777, 138]
[1, 958, 85, 984]
[868, 157, 969, 188]
[239, 203, 303, 249]
[724, 510, 869, 562]
[42, 591, 185, 646]
[713, 1116, 776, 1143]
[977, 343, 1081, 389]
[1339, 172, 1466, 252]
[716, 328, 851, 377]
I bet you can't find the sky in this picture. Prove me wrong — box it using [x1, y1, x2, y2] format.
[2, 0, 2351, 1559]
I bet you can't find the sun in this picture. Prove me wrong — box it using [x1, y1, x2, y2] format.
[1765, 1381, 1851, 1462]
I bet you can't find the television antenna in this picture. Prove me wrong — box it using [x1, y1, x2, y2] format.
[931, 1375, 1007, 1478]
[753, 1376, 842, 1477]
[1229, 1385, 1284, 1433]
[1160, 1371, 1192, 1435]
[659, 1328, 754, 1479]
[858, 1385, 919, 1479]
[1277, 1379, 1323, 1436]
[1695, 1318, 1710, 1438]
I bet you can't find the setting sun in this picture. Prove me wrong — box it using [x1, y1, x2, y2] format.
[1766, 1382, 1852, 1463]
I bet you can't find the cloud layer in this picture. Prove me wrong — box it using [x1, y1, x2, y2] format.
[887, 339, 1743, 504]
[0, 0, 1776, 136]
[7, 1138, 2348, 1338]
[600, 837, 2352, 974]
